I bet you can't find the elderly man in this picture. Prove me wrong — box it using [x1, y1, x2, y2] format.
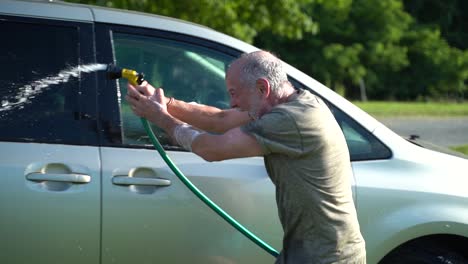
[126, 50, 366, 263]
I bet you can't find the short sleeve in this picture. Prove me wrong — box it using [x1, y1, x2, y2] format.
[241, 109, 304, 157]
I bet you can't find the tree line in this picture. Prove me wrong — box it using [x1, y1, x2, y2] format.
[68, 0, 467, 101]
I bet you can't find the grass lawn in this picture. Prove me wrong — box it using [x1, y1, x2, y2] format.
[450, 145, 468, 155]
[352, 101, 468, 117]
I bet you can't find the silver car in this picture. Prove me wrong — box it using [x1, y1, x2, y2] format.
[1, 1, 467, 263]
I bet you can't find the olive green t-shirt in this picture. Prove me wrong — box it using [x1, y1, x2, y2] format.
[241, 90, 366, 264]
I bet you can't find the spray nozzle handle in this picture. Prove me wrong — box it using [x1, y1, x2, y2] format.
[106, 64, 145, 86]
[106, 64, 123, 80]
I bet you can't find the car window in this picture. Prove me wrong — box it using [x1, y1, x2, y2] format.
[112, 32, 235, 148]
[0, 17, 98, 145]
[329, 104, 392, 161]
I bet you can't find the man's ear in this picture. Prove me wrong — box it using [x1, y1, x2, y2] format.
[256, 78, 271, 97]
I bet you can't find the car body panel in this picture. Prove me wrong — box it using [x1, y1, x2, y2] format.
[0, 142, 100, 264]
[100, 147, 282, 263]
[355, 126, 468, 262]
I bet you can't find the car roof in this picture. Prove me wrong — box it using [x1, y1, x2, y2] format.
[1, 0, 257, 53]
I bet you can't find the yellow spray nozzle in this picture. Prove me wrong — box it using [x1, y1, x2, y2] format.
[106, 64, 145, 85]
[121, 68, 142, 86]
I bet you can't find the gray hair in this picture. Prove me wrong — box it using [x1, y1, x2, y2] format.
[237, 51, 289, 96]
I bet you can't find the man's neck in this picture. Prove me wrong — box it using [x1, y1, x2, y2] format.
[273, 86, 297, 105]
[255, 85, 296, 118]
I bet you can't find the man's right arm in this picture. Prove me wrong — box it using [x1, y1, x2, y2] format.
[167, 98, 251, 134]
[130, 82, 251, 133]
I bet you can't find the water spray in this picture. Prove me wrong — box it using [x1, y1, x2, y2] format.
[106, 64, 279, 258]
[1, 64, 108, 113]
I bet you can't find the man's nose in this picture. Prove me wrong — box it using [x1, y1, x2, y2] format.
[230, 98, 238, 108]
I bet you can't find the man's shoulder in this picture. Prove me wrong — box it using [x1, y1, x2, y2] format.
[273, 90, 322, 118]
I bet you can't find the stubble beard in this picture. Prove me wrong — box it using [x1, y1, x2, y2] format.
[247, 95, 264, 120]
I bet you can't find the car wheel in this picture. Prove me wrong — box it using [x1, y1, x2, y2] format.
[380, 240, 468, 264]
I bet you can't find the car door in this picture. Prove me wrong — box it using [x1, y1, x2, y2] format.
[96, 25, 283, 264]
[0, 16, 100, 264]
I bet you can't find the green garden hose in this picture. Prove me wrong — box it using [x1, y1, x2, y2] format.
[107, 64, 279, 258]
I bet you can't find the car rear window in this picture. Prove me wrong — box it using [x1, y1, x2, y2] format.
[0, 17, 97, 145]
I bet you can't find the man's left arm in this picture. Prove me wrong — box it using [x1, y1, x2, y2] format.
[126, 84, 263, 161]
[191, 127, 264, 162]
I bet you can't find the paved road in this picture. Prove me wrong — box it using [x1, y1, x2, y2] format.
[378, 117, 468, 147]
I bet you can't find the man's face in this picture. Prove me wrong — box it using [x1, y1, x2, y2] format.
[225, 61, 263, 115]
[226, 62, 250, 111]
[226, 82, 252, 111]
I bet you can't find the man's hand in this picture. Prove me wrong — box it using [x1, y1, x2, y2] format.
[126, 81, 170, 106]
[125, 81, 170, 126]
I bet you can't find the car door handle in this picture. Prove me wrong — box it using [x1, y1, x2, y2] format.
[26, 173, 91, 183]
[112, 176, 171, 187]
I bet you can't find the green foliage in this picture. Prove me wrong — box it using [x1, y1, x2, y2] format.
[404, 0, 468, 50]
[256, 0, 466, 101]
[67, 0, 317, 43]
[256, 0, 413, 98]
[399, 26, 468, 100]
